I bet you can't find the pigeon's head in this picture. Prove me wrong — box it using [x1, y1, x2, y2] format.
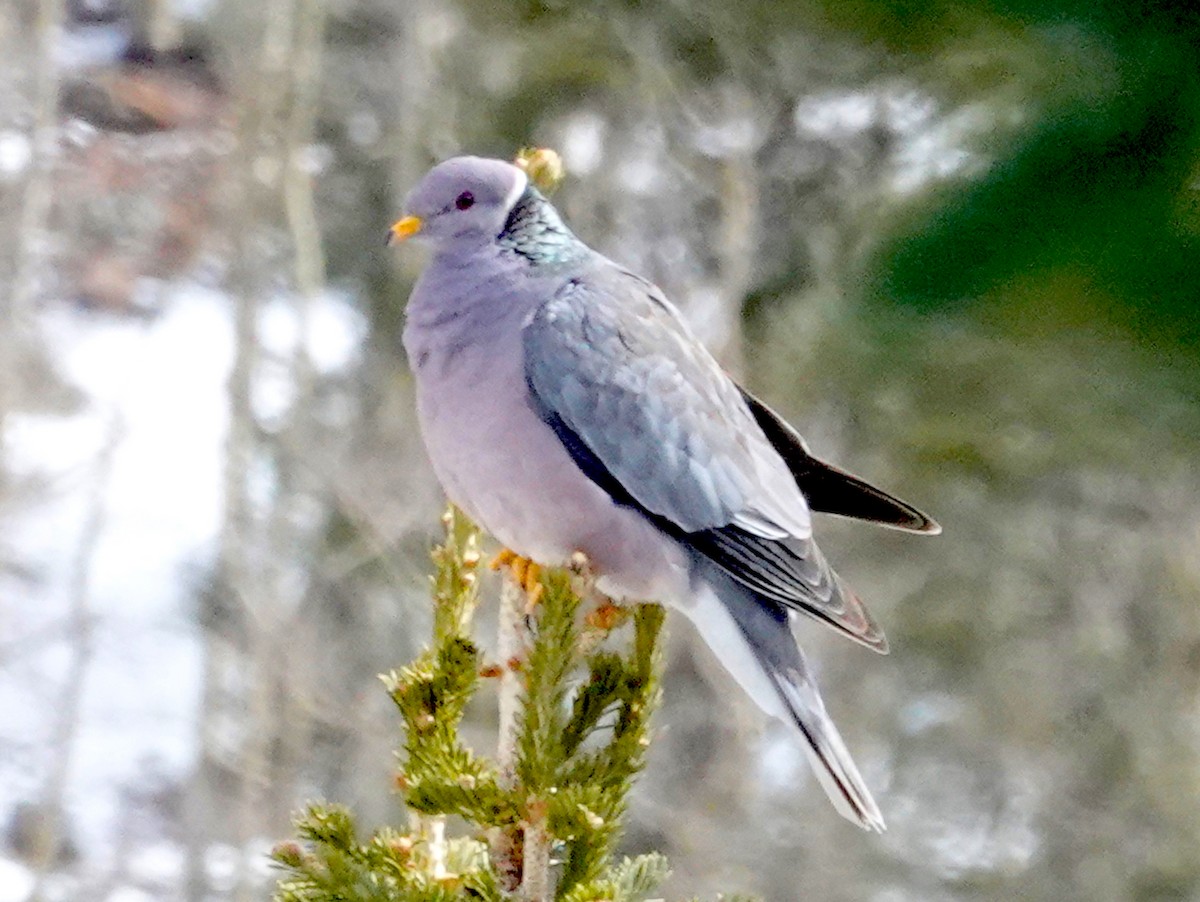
[388, 156, 528, 249]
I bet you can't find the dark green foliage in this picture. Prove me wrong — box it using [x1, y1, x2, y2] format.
[848, 0, 1200, 356]
[516, 567, 664, 894]
[383, 510, 515, 828]
[271, 510, 678, 900]
[517, 568, 585, 792]
[271, 804, 501, 902]
[557, 853, 673, 902]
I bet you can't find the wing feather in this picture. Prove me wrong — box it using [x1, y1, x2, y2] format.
[740, 388, 941, 535]
[523, 263, 887, 650]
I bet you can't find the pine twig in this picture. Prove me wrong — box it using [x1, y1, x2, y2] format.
[521, 815, 551, 902]
[272, 506, 679, 900]
[491, 575, 527, 891]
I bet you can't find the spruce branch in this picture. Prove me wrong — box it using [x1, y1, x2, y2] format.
[490, 573, 530, 891]
[504, 563, 664, 898]
[558, 853, 672, 902]
[271, 802, 501, 902]
[272, 502, 761, 900]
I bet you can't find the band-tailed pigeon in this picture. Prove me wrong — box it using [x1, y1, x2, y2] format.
[389, 156, 939, 831]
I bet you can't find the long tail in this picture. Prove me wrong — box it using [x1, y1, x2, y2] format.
[686, 561, 885, 831]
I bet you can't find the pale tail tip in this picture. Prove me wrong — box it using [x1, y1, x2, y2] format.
[847, 799, 887, 832]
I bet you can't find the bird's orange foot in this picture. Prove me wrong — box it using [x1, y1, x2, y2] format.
[489, 547, 517, 571]
[566, 551, 624, 630]
[585, 599, 628, 631]
[489, 547, 544, 608]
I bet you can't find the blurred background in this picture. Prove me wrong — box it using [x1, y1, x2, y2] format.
[2, 0, 1199, 899]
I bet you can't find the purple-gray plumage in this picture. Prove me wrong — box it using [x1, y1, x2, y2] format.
[390, 155, 939, 832]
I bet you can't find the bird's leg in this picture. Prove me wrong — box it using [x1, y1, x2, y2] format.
[567, 550, 631, 644]
[489, 547, 544, 608]
[491, 564, 525, 892]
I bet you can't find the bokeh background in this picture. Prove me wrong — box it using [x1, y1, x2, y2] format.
[3, 0, 1200, 899]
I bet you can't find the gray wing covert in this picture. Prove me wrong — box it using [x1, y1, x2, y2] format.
[522, 267, 887, 651]
[522, 271, 774, 534]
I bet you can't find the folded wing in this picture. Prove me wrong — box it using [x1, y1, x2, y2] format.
[522, 264, 886, 650]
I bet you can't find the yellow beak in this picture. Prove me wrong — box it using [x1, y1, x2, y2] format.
[387, 215, 423, 245]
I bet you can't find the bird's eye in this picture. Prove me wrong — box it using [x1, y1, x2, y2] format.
[455, 191, 475, 210]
